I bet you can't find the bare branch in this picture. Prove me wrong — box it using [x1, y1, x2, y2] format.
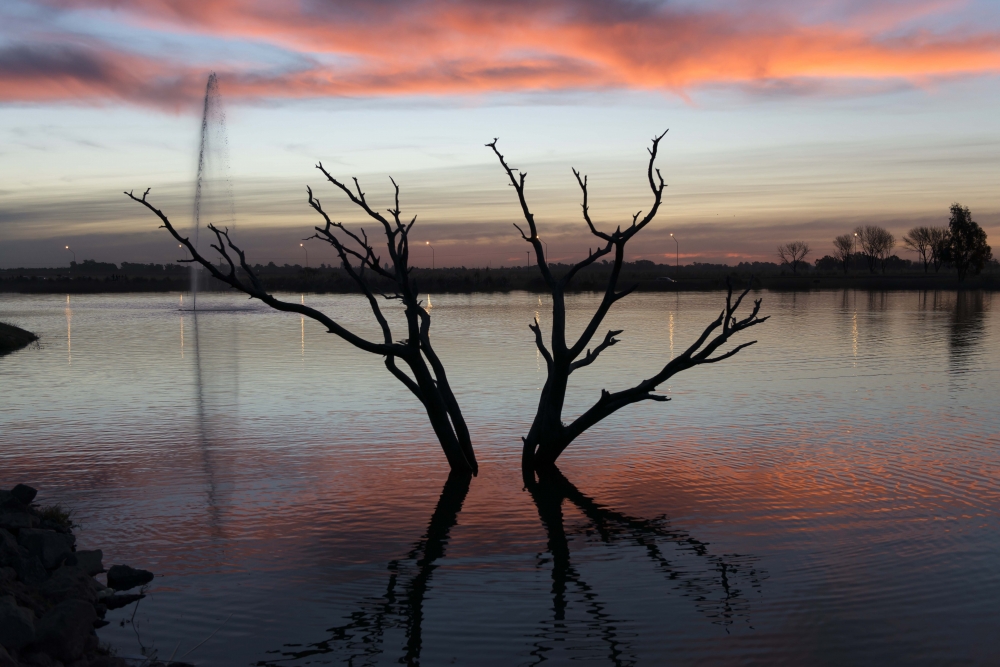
[487, 138, 554, 286]
[569, 329, 623, 372]
[125, 189, 395, 357]
[701, 340, 757, 364]
[572, 169, 611, 242]
[529, 318, 554, 367]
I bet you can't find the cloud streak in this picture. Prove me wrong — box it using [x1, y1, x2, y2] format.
[2, 0, 999, 109]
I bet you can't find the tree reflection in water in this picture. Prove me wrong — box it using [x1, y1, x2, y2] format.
[257, 469, 761, 666]
[524, 466, 762, 667]
[948, 291, 987, 365]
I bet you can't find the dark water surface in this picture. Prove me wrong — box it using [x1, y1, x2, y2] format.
[1, 290, 998, 666]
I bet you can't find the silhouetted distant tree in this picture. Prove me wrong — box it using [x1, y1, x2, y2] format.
[832, 234, 853, 274]
[928, 227, 950, 273]
[940, 203, 992, 282]
[489, 133, 768, 471]
[777, 241, 810, 275]
[902, 227, 935, 273]
[127, 168, 479, 475]
[855, 225, 895, 273]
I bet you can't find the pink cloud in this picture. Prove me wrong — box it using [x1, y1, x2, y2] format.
[3, 0, 999, 109]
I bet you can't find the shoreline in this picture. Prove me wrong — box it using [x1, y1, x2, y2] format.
[1, 484, 181, 667]
[2, 269, 998, 295]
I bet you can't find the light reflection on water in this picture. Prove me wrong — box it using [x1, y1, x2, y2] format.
[1, 290, 999, 666]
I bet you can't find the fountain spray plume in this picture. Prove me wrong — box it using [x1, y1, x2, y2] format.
[190, 72, 236, 311]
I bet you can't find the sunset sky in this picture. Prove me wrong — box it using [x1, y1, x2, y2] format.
[2, 0, 999, 268]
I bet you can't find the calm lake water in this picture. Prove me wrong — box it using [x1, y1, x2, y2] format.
[1, 290, 998, 666]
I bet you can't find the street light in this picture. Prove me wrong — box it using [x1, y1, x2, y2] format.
[539, 238, 549, 260]
[669, 233, 678, 275]
[526, 250, 530, 268]
[65, 245, 75, 273]
[300, 243, 309, 268]
[426, 241, 435, 269]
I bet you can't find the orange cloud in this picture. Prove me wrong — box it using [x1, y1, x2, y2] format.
[4, 0, 1000, 108]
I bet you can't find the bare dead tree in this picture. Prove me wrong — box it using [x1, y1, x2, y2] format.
[776, 241, 810, 275]
[125, 168, 478, 475]
[832, 234, 853, 274]
[488, 133, 768, 471]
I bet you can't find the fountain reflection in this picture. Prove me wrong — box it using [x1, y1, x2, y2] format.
[189, 311, 241, 536]
[258, 468, 760, 666]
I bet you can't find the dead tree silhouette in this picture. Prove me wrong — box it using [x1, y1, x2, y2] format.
[126, 169, 478, 475]
[257, 468, 761, 666]
[488, 134, 768, 471]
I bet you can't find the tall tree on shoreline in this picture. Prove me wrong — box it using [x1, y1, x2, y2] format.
[777, 241, 810, 275]
[489, 133, 768, 471]
[902, 226, 935, 273]
[126, 167, 479, 475]
[855, 225, 895, 274]
[929, 227, 950, 273]
[832, 234, 854, 274]
[941, 203, 992, 282]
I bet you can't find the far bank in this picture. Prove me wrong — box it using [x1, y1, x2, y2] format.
[3, 260, 999, 295]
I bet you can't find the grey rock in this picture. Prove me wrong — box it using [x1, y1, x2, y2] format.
[63, 551, 103, 577]
[0, 529, 15, 553]
[11, 485, 38, 505]
[18, 530, 74, 570]
[0, 644, 18, 667]
[21, 651, 62, 666]
[106, 565, 153, 592]
[0, 594, 36, 650]
[0, 511, 34, 532]
[0, 566, 15, 584]
[33, 599, 96, 663]
[0, 530, 47, 586]
[38, 567, 97, 604]
[0, 572, 46, 617]
[86, 657, 129, 667]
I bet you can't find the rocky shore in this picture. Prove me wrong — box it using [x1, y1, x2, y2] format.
[0, 485, 183, 667]
[0, 324, 38, 356]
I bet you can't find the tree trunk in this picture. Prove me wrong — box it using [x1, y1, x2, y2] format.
[522, 369, 572, 471]
[408, 355, 477, 475]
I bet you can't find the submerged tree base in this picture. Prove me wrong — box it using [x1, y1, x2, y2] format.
[0, 322, 38, 356]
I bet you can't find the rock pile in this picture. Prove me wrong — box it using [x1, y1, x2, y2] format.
[0, 484, 183, 667]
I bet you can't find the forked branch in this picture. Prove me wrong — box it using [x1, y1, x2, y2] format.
[552, 280, 768, 463]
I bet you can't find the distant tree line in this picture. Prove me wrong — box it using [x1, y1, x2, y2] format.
[808, 203, 993, 281]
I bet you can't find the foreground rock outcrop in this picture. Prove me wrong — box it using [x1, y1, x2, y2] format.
[0, 323, 38, 356]
[0, 485, 185, 667]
